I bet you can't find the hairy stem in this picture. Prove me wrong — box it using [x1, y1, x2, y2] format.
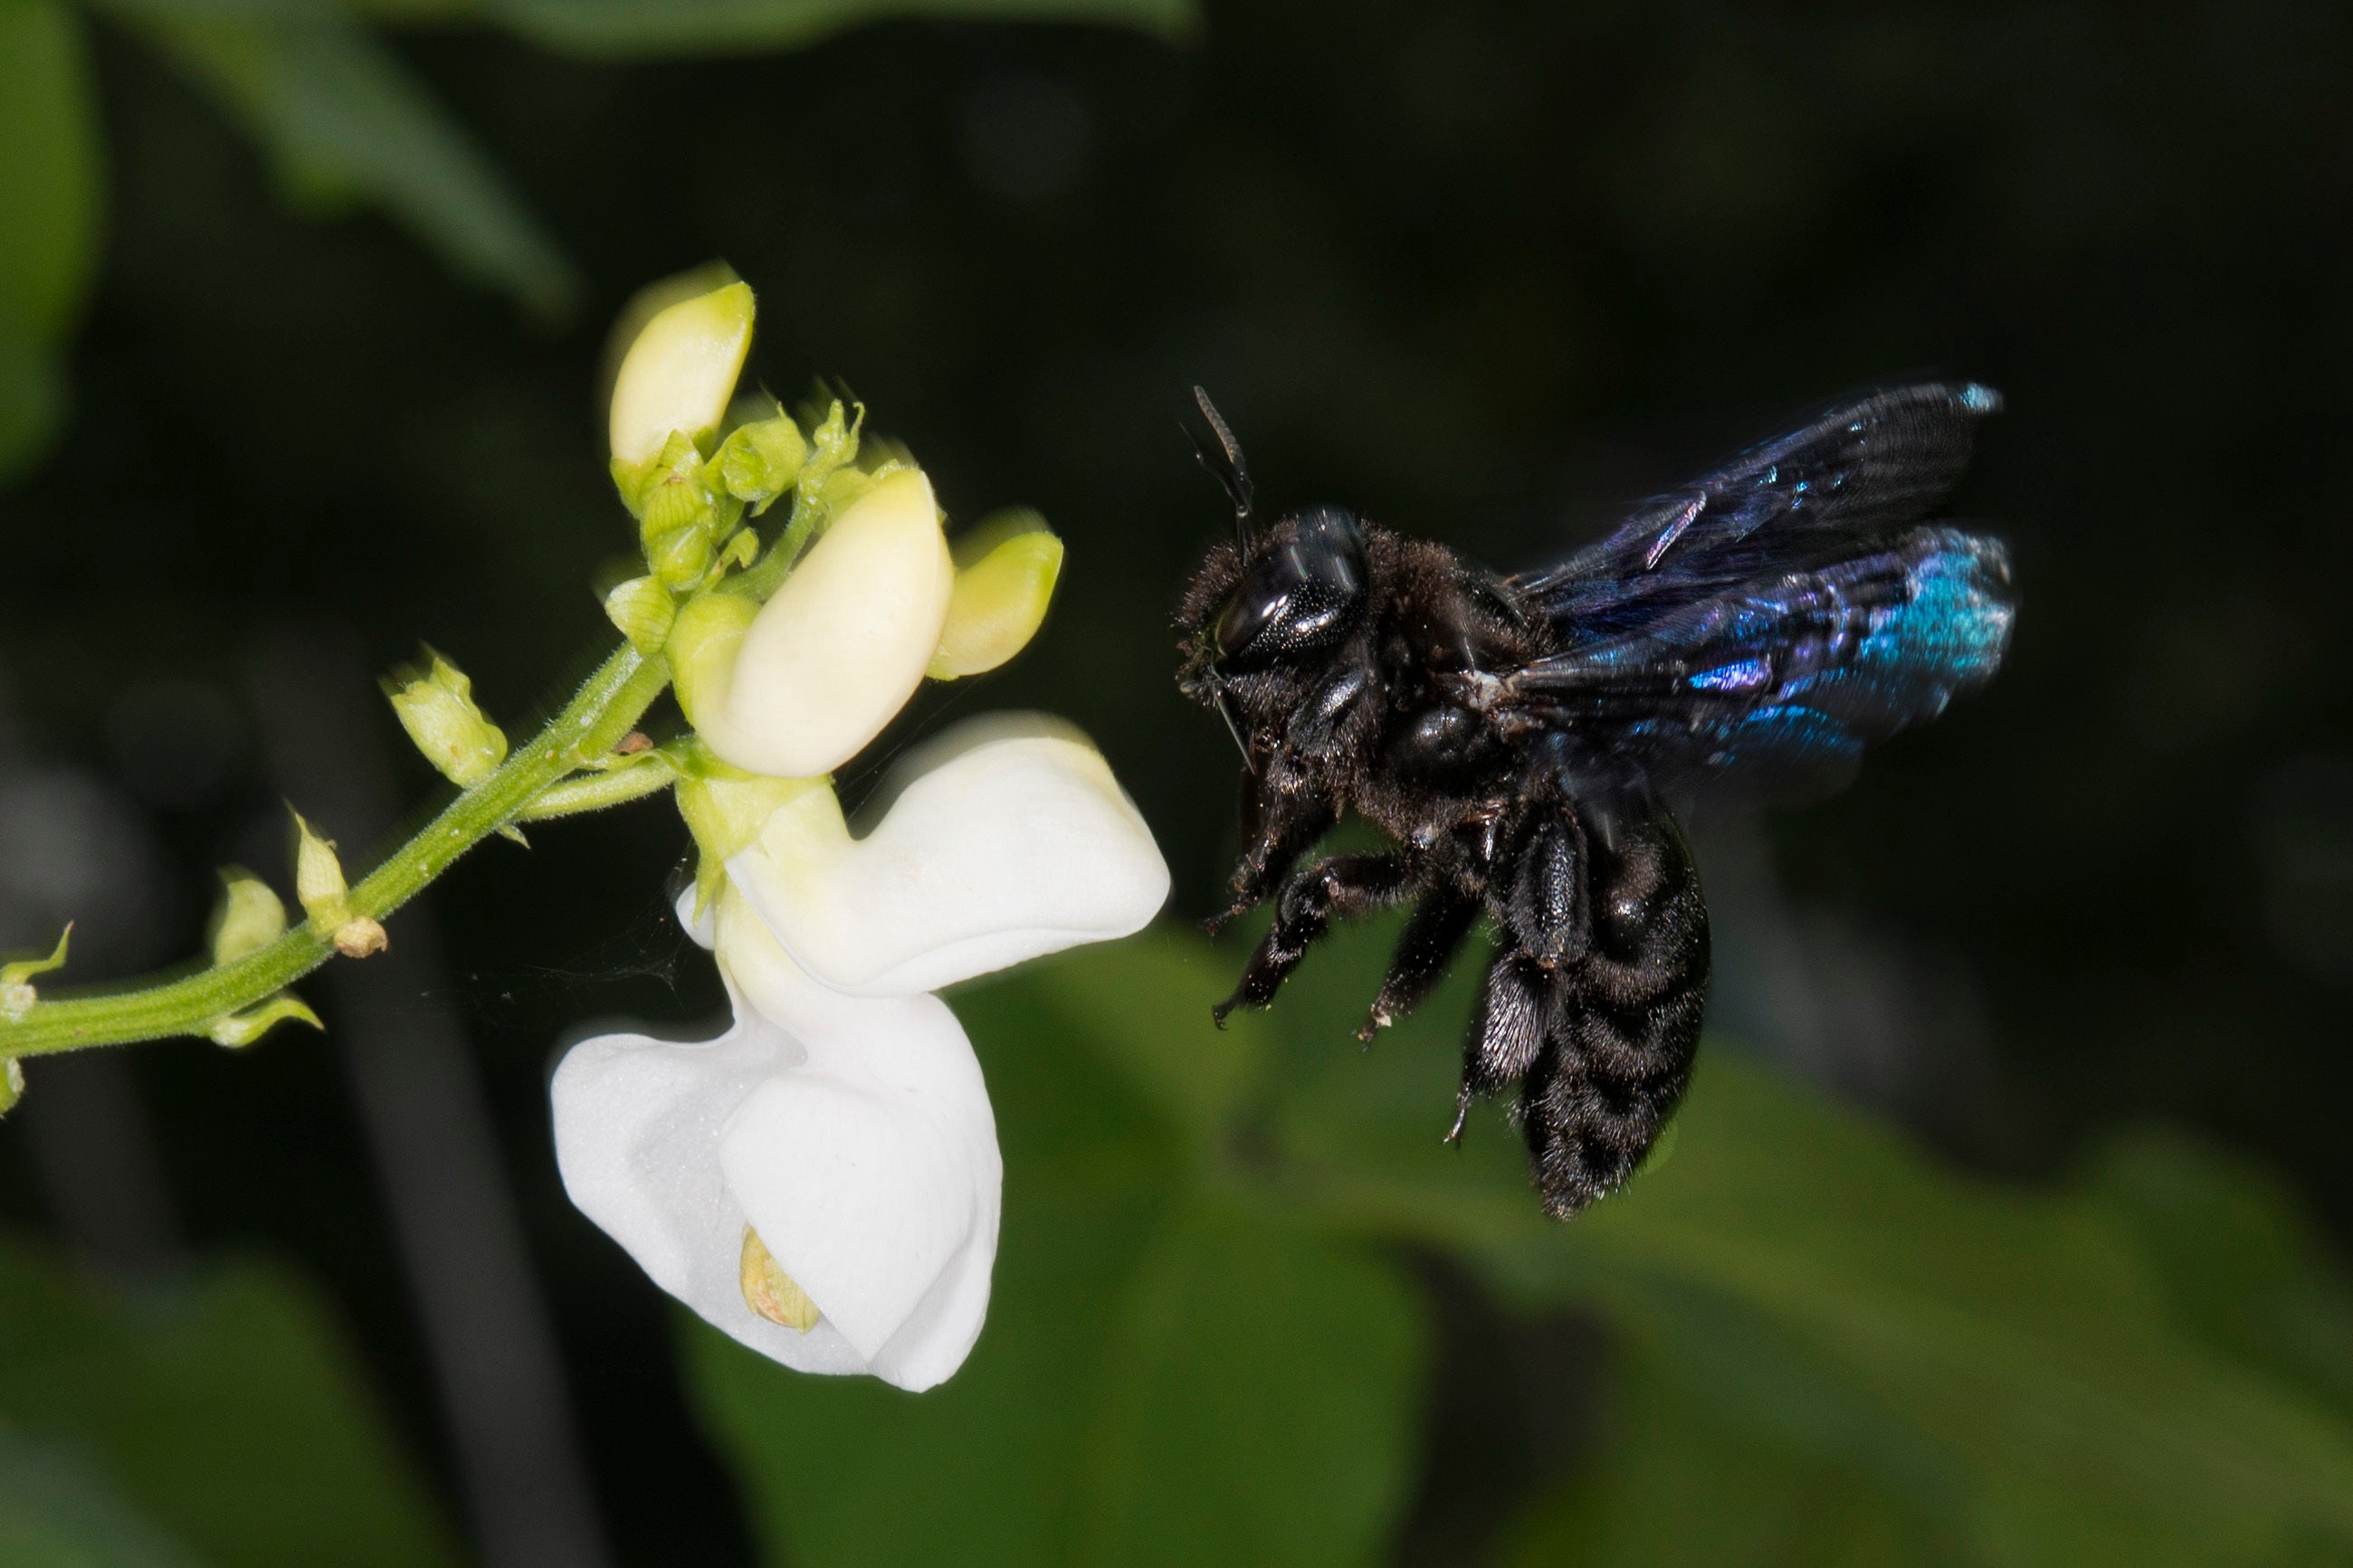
[0, 644, 670, 1058]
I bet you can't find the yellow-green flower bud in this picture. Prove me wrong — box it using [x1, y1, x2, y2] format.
[210, 870, 287, 965]
[711, 414, 806, 515]
[603, 575, 677, 654]
[608, 275, 756, 471]
[209, 992, 323, 1050]
[929, 508, 1064, 679]
[0, 925, 71, 1022]
[388, 651, 508, 788]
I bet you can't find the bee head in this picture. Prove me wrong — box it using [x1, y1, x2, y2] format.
[1178, 387, 1368, 681]
[1209, 504, 1367, 673]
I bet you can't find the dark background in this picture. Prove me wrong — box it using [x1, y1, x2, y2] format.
[3, 2, 2350, 1562]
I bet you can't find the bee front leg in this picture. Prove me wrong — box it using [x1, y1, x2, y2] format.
[1214, 664, 1377, 929]
[1214, 775, 1337, 932]
[1213, 852, 1413, 1025]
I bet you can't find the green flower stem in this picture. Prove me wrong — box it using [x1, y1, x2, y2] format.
[520, 754, 680, 820]
[0, 643, 671, 1059]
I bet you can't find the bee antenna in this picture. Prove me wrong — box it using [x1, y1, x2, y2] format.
[1188, 385, 1255, 544]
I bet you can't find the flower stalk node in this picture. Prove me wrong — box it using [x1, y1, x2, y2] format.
[0, 926, 71, 1023]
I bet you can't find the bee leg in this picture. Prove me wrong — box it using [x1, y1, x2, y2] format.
[1213, 852, 1411, 1025]
[1520, 816, 1710, 1219]
[1499, 807, 1591, 968]
[1448, 949, 1553, 1143]
[1215, 665, 1377, 929]
[1214, 782, 1337, 933]
[1359, 887, 1480, 1042]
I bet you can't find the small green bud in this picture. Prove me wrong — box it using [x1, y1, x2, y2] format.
[608, 274, 756, 470]
[209, 992, 323, 1050]
[388, 651, 509, 788]
[209, 870, 288, 965]
[644, 522, 716, 590]
[290, 812, 386, 957]
[291, 811, 347, 917]
[711, 414, 806, 515]
[929, 508, 1064, 679]
[0, 925, 71, 1022]
[603, 575, 677, 653]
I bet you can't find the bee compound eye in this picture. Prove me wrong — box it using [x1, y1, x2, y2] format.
[1212, 511, 1367, 670]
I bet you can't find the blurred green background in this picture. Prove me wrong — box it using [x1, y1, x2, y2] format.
[2, 0, 2352, 1563]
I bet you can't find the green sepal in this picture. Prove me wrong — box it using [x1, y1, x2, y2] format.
[0, 925, 71, 993]
[710, 412, 806, 516]
[603, 575, 677, 653]
[673, 740, 826, 916]
[208, 992, 324, 1050]
[208, 870, 287, 965]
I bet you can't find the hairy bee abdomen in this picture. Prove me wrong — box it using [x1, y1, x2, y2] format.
[1472, 813, 1710, 1219]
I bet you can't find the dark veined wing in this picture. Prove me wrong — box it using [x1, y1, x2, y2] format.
[1500, 382, 2015, 810]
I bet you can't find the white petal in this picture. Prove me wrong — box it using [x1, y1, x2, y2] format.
[550, 895, 999, 1391]
[714, 899, 999, 1388]
[727, 713, 1170, 995]
[695, 470, 954, 778]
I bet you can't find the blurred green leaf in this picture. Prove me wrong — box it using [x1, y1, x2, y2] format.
[1074, 1190, 1423, 1568]
[1501, 1338, 1954, 1568]
[2077, 1126, 2353, 1425]
[107, 3, 580, 317]
[0, 0, 102, 478]
[0, 1235, 462, 1568]
[0, 1430, 209, 1568]
[1254, 919, 2353, 1557]
[462, 0, 1199, 59]
[686, 957, 1425, 1568]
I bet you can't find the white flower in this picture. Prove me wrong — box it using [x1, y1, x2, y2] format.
[673, 469, 955, 779]
[729, 713, 1170, 995]
[550, 715, 1167, 1391]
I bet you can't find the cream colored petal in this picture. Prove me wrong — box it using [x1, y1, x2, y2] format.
[693, 469, 954, 778]
[607, 280, 755, 466]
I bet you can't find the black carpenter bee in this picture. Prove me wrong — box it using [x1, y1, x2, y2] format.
[1176, 383, 2015, 1218]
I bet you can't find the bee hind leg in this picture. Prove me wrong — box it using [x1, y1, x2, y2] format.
[1360, 887, 1481, 1042]
[1214, 851, 1413, 1025]
[1449, 948, 1556, 1142]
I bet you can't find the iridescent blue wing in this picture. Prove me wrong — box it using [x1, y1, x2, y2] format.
[1500, 382, 2014, 811]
